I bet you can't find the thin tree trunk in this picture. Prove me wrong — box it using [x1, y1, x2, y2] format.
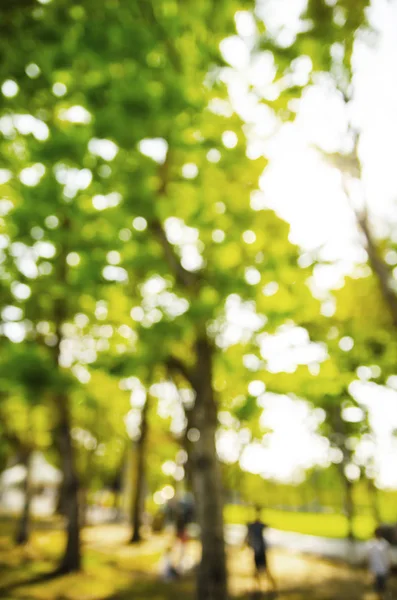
[15, 452, 32, 546]
[344, 478, 355, 541]
[113, 489, 122, 523]
[182, 418, 194, 492]
[338, 465, 355, 541]
[130, 393, 149, 543]
[190, 337, 228, 600]
[367, 477, 381, 524]
[57, 397, 81, 574]
[330, 405, 355, 541]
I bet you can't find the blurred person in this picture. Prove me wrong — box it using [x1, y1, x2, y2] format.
[175, 500, 189, 571]
[246, 506, 277, 595]
[161, 545, 179, 582]
[367, 527, 391, 600]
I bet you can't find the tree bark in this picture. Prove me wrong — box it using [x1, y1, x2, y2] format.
[150, 208, 227, 597]
[130, 393, 149, 543]
[57, 397, 81, 574]
[111, 461, 124, 523]
[189, 337, 228, 600]
[15, 451, 32, 546]
[50, 224, 81, 574]
[79, 487, 88, 528]
[55, 482, 67, 517]
[337, 464, 355, 541]
[181, 412, 194, 492]
[344, 478, 355, 541]
[367, 477, 381, 524]
[329, 404, 356, 541]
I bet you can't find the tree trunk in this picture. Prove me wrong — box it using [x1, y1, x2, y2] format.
[330, 406, 355, 541]
[339, 468, 355, 541]
[181, 418, 194, 492]
[150, 216, 227, 597]
[130, 394, 149, 543]
[49, 220, 80, 573]
[57, 397, 81, 574]
[367, 477, 381, 524]
[190, 337, 228, 600]
[345, 479, 355, 540]
[79, 487, 88, 528]
[15, 452, 32, 546]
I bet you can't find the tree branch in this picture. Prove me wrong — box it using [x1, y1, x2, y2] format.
[149, 219, 199, 289]
[356, 209, 397, 329]
[338, 144, 397, 330]
[166, 356, 195, 388]
[0, 425, 31, 457]
[320, 129, 397, 330]
[137, 0, 182, 73]
[149, 153, 201, 290]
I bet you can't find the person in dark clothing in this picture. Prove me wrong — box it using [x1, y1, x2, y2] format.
[246, 507, 277, 594]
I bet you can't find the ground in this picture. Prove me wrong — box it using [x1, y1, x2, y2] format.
[0, 518, 396, 600]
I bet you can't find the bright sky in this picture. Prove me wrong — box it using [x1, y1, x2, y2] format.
[217, 0, 397, 488]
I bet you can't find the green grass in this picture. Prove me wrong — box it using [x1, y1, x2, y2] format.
[0, 520, 172, 600]
[224, 505, 377, 540]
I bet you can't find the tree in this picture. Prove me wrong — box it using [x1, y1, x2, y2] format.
[0, 2, 127, 564]
[129, 378, 151, 544]
[0, 344, 53, 545]
[0, 0, 374, 593]
[323, 142, 397, 333]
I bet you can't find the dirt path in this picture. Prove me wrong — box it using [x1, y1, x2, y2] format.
[2, 523, 396, 600]
[81, 525, 397, 599]
[229, 546, 396, 599]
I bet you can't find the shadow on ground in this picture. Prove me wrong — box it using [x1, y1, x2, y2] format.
[1, 522, 396, 600]
[1, 566, 396, 600]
